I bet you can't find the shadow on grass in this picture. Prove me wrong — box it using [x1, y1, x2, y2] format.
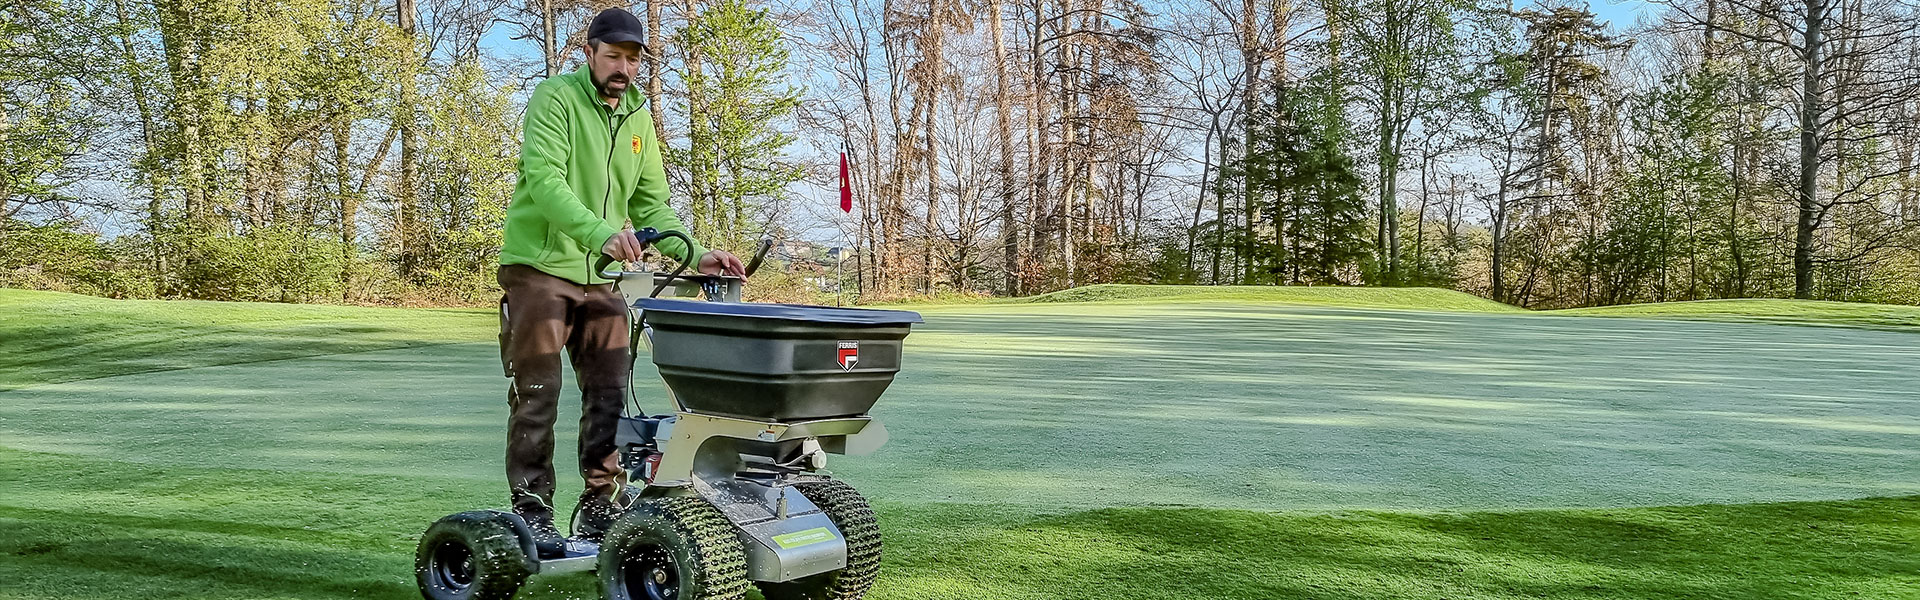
[0, 514, 418, 599]
[0, 295, 491, 392]
[2, 497, 1911, 600]
[0, 442, 1911, 600]
[873, 496, 1920, 600]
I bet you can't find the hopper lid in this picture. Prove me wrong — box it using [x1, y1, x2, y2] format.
[638, 298, 924, 325]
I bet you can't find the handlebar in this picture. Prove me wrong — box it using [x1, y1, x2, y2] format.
[595, 230, 778, 300]
[595, 228, 698, 299]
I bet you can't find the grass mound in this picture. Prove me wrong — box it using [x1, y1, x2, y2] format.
[1549, 298, 1920, 332]
[946, 284, 1920, 333]
[0, 288, 490, 391]
[1003, 284, 1522, 312]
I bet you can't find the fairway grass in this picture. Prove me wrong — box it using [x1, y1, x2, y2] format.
[1550, 298, 1920, 332]
[0, 288, 490, 391]
[1, 446, 1913, 600]
[2, 287, 1917, 599]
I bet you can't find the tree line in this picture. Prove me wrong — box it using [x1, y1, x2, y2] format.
[4, 0, 1918, 307]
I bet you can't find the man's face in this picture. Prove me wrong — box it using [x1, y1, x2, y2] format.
[586, 41, 643, 101]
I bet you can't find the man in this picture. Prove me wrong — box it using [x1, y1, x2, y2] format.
[498, 7, 745, 553]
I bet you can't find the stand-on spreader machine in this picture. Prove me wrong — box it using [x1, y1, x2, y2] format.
[416, 229, 922, 600]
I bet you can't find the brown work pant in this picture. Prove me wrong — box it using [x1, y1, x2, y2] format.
[498, 264, 630, 524]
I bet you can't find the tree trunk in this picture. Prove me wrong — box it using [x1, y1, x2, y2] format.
[1729, 100, 1748, 297]
[1239, 0, 1260, 285]
[1379, 107, 1400, 284]
[1058, 0, 1078, 288]
[881, 0, 908, 293]
[1211, 127, 1228, 283]
[397, 0, 421, 278]
[334, 123, 357, 294]
[991, 0, 1020, 295]
[920, 12, 943, 294]
[1414, 152, 1429, 277]
[1793, 0, 1825, 299]
[113, 0, 169, 280]
[681, 0, 712, 238]
[646, 0, 666, 145]
[1492, 139, 1514, 304]
[847, 3, 884, 295]
[1028, 0, 1052, 283]
[542, 0, 560, 77]
[1187, 114, 1217, 279]
[156, 0, 207, 226]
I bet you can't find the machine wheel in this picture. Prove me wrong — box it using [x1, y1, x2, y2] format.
[415, 511, 533, 600]
[756, 479, 883, 600]
[598, 496, 749, 600]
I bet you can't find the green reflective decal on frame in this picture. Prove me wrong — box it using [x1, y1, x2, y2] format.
[772, 527, 837, 549]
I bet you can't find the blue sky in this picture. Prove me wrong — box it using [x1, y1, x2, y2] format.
[1582, 0, 1657, 26]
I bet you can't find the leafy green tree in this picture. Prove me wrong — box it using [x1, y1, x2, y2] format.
[1343, 0, 1475, 284]
[668, 0, 803, 255]
[410, 62, 519, 300]
[1220, 81, 1373, 286]
[1592, 69, 1739, 304]
[0, 0, 97, 220]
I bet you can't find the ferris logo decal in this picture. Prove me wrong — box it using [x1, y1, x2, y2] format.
[836, 341, 859, 371]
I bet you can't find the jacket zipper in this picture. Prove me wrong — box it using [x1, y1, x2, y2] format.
[593, 103, 634, 284]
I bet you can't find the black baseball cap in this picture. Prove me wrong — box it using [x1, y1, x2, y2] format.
[587, 8, 645, 46]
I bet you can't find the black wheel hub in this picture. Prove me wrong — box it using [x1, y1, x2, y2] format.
[429, 540, 477, 592]
[621, 544, 679, 600]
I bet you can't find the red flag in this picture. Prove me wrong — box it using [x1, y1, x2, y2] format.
[838, 152, 853, 213]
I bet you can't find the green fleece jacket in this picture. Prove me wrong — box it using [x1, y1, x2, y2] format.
[500, 66, 707, 285]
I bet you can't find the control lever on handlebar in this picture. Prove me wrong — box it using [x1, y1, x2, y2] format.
[744, 238, 773, 278]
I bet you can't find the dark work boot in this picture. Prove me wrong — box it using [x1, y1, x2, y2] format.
[516, 510, 567, 558]
[571, 490, 633, 543]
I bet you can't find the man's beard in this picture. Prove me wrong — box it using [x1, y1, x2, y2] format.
[594, 70, 631, 99]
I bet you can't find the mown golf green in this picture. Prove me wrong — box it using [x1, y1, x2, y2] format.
[1, 287, 1915, 599]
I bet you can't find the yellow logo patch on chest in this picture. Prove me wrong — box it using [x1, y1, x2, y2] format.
[631, 135, 642, 154]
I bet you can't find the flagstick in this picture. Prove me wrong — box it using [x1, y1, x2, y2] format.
[838, 145, 853, 306]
